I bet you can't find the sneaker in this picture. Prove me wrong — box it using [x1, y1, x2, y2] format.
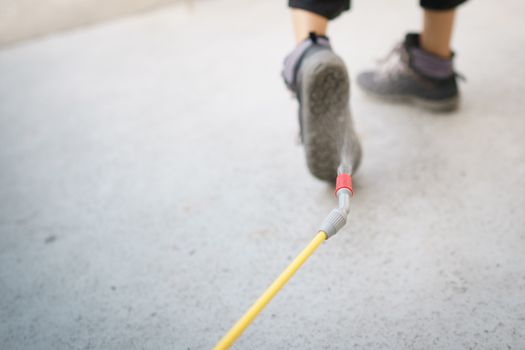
[357, 33, 460, 111]
[282, 33, 361, 181]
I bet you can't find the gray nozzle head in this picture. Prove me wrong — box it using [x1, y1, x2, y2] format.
[319, 209, 347, 238]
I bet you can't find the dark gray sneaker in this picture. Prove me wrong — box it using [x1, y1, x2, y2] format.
[357, 33, 460, 111]
[283, 33, 361, 182]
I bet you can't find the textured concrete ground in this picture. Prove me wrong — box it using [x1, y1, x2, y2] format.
[0, 0, 183, 46]
[1, 0, 525, 349]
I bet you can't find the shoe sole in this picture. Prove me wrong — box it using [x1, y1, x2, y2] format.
[358, 86, 460, 112]
[299, 50, 361, 182]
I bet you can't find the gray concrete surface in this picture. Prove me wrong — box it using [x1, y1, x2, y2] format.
[1, 0, 525, 349]
[0, 0, 189, 46]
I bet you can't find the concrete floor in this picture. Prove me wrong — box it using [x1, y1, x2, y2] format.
[0, 0, 183, 46]
[1, 0, 525, 349]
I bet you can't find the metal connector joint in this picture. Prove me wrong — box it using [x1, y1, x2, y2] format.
[319, 174, 353, 239]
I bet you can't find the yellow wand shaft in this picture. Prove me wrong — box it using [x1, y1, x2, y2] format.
[214, 231, 327, 350]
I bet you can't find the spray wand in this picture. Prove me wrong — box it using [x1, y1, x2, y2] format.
[213, 170, 354, 349]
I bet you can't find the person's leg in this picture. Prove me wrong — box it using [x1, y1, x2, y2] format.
[291, 9, 328, 44]
[421, 9, 456, 58]
[283, 0, 351, 91]
[282, 0, 361, 180]
[356, 0, 468, 111]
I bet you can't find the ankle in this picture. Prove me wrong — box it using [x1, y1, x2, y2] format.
[411, 46, 454, 79]
[420, 33, 452, 59]
[291, 9, 328, 44]
[282, 33, 331, 91]
[404, 33, 454, 79]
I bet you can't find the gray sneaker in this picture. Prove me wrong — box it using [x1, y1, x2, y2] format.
[282, 33, 361, 182]
[357, 33, 460, 111]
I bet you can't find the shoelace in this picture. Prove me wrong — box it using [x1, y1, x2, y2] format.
[376, 44, 407, 81]
[378, 43, 467, 82]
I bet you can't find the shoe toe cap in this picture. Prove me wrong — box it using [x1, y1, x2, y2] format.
[356, 71, 377, 90]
